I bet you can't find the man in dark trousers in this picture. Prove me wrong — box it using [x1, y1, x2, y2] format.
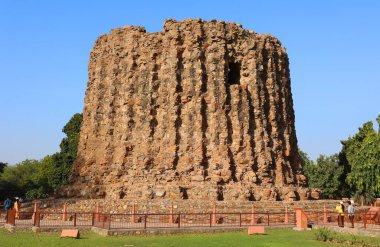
[4, 197, 13, 223]
[347, 200, 355, 228]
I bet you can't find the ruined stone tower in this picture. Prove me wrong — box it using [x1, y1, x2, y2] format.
[66, 18, 314, 201]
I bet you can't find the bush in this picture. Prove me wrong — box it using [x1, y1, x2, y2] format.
[314, 227, 335, 242]
[25, 187, 49, 199]
[314, 227, 380, 246]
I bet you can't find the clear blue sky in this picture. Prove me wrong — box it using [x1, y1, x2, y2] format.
[1, 0, 379, 165]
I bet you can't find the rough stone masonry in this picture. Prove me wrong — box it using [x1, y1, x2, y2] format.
[64, 18, 319, 201]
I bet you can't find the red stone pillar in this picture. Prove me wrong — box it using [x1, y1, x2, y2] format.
[131, 204, 136, 224]
[7, 208, 16, 225]
[169, 202, 174, 224]
[95, 202, 100, 222]
[32, 202, 38, 222]
[251, 204, 256, 224]
[212, 202, 217, 225]
[323, 204, 328, 223]
[62, 203, 68, 221]
[295, 208, 308, 230]
[284, 205, 289, 224]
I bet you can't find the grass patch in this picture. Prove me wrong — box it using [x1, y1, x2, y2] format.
[0, 227, 378, 247]
[314, 228, 380, 247]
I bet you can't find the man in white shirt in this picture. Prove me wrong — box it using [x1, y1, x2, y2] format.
[347, 200, 355, 228]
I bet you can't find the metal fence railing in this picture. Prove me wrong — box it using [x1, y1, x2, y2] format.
[1, 209, 378, 231]
[10, 212, 94, 228]
[92, 211, 296, 230]
[305, 210, 380, 230]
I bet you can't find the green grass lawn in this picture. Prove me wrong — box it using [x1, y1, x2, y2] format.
[0, 227, 378, 247]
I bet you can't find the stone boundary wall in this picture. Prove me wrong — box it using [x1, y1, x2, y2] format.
[26, 199, 340, 214]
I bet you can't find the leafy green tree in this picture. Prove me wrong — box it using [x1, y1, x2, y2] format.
[0, 156, 57, 200]
[51, 113, 82, 190]
[310, 154, 344, 199]
[299, 149, 315, 187]
[37, 155, 55, 191]
[299, 148, 348, 199]
[26, 155, 55, 198]
[337, 146, 352, 197]
[343, 117, 380, 204]
[0, 162, 7, 174]
[0, 113, 83, 199]
[0, 159, 41, 198]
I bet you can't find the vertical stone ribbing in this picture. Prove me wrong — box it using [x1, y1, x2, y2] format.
[195, 21, 209, 178]
[276, 49, 294, 184]
[242, 48, 258, 168]
[67, 19, 312, 201]
[266, 40, 283, 187]
[172, 27, 183, 172]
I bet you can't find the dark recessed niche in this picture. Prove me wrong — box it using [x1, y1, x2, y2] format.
[228, 62, 241, 85]
[179, 186, 189, 199]
[217, 186, 224, 201]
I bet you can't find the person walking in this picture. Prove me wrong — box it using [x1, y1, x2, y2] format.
[14, 198, 21, 219]
[336, 201, 345, 227]
[4, 197, 13, 223]
[347, 200, 355, 228]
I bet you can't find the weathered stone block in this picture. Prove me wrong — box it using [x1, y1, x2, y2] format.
[248, 226, 265, 235]
[60, 229, 80, 238]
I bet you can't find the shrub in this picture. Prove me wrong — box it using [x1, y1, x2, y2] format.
[25, 187, 49, 199]
[314, 228, 380, 247]
[314, 227, 335, 242]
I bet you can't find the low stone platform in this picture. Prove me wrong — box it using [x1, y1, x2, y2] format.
[2, 223, 92, 233]
[2, 222, 293, 236]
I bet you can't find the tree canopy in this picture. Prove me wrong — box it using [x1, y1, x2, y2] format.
[301, 115, 380, 202]
[301, 152, 346, 199]
[51, 113, 83, 190]
[0, 162, 7, 174]
[343, 117, 380, 203]
[0, 113, 82, 200]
